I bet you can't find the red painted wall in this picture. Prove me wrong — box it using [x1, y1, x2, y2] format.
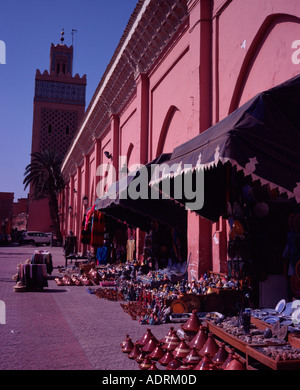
[61, 0, 300, 278]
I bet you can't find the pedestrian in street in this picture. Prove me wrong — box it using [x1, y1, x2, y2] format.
[64, 230, 78, 256]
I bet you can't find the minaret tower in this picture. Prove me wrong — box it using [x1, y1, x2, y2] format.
[27, 30, 87, 232]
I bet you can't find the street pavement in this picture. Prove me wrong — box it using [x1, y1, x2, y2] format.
[0, 244, 180, 371]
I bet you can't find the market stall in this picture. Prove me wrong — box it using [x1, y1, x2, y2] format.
[94, 153, 188, 269]
[120, 306, 300, 370]
[150, 75, 300, 308]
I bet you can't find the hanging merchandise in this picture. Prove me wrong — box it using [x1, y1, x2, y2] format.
[96, 246, 108, 265]
[81, 218, 91, 245]
[81, 205, 95, 245]
[127, 238, 135, 262]
[91, 210, 105, 247]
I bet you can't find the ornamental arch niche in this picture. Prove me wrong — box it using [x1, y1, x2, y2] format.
[229, 13, 300, 113]
[156, 105, 185, 157]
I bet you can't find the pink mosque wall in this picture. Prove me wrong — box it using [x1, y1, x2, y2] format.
[61, 0, 300, 278]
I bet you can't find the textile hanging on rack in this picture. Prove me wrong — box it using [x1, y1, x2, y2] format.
[85, 204, 95, 230]
[126, 239, 135, 261]
[96, 246, 108, 265]
[31, 250, 53, 275]
[81, 218, 91, 245]
[91, 210, 105, 246]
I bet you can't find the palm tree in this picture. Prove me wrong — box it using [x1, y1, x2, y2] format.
[23, 150, 65, 243]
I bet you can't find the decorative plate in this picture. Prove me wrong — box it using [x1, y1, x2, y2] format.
[275, 299, 286, 313]
[263, 316, 279, 325]
[282, 302, 293, 316]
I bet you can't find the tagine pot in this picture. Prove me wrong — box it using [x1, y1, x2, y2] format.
[160, 326, 174, 344]
[162, 329, 181, 350]
[139, 355, 153, 370]
[120, 334, 129, 348]
[177, 363, 194, 370]
[166, 358, 182, 370]
[181, 310, 201, 334]
[135, 351, 147, 364]
[137, 328, 156, 347]
[194, 352, 213, 370]
[158, 350, 174, 366]
[121, 335, 134, 354]
[224, 356, 246, 370]
[199, 333, 219, 358]
[128, 342, 141, 360]
[212, 342, 228, 365]
[188, 325, 208, 350]
[183, 347, 202, 366]
[149, 344, 165, 360]
[221, 348, 235, 369]
[148, 362, 159, 370]
[142, 336, 159, 354]
[173, 339, 191, 359]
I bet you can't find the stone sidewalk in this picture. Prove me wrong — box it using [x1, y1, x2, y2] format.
[0, 245, 180, 370]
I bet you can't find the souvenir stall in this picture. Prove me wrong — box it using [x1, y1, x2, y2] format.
[150, 75, 300, 300]
[95, 153, 188, 271]
[148, 75, 300, 349]
[120, 309, 300, 370]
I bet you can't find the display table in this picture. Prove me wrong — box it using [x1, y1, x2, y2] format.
[206, 319, 300, 370]
[65, 254, 89, 267]
[206, 319, 249, 353]
[245, 344, 300, 370]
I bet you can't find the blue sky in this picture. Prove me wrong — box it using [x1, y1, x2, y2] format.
[0, 0, 138, 201]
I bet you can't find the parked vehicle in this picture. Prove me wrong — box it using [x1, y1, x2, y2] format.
[20, 231, 52, 246]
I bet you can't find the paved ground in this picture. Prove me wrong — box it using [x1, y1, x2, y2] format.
[0, 244, 181, 371]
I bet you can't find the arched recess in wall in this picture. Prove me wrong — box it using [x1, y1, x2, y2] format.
[156, 105, 185, 157]
[229, 13, 300, 114]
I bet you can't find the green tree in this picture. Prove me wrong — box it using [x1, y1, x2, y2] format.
[23, 150, 65, 243]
